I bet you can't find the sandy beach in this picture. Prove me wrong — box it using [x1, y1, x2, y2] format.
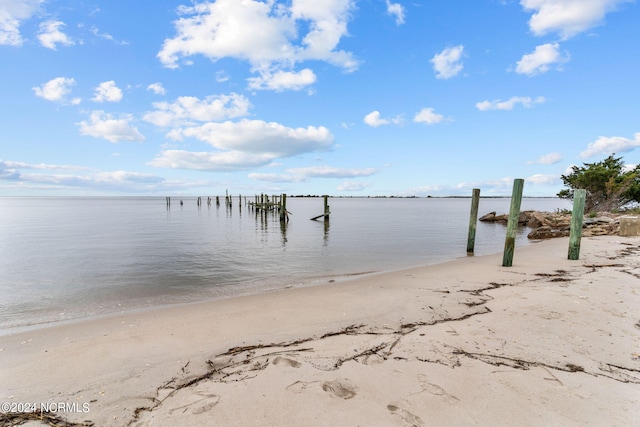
[1, 235, 639, 426]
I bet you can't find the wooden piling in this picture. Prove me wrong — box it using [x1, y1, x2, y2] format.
[279, 193, 289, 222]
[216, 196, 220, 206]
[568, 189, 586, 260]
[310, 195, 331, 221]
[466, 188, 481, 254]
[502, 179, 524, 267]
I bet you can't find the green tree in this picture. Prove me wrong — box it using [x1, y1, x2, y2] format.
[558, 154, 640, 212]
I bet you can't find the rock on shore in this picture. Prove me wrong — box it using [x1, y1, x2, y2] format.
[478, 210, 621, 239]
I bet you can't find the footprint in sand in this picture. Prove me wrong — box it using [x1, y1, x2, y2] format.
[322, 379, 357, 399]
[286, 380, 320, 394]
[417, 374, 460, 401]
[387, 404, 424, 426]
[272, 356, 302, 368]
[168, 391, 220, 415]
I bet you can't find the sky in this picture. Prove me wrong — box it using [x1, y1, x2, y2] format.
[0, 0, 639, 197]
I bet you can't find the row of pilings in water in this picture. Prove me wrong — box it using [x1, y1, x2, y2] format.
[165, 193, 330, 223]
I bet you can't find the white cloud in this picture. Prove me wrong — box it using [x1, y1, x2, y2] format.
[364, 111, 388, 127]
[0, 0, 43, 46]
[286, 165, 377, 178]
[364, 110, 403, 128]
[386, 0, 405, 25]
[430, 45, 464, 79]
[89, 26, 128, 45]
[528, 152, 563, 164]
[413, 108, 446, 125]
[247, 68, 317, 91]
[151, 119, 335, 172]
[147, 82, 166, 95]
[37, 20, 74, 50]
[33, 77, 76, 102]
[476, 96, 545, 111]
[580, 132, 640, 158]
[0, 159, 169, 193]
[248, 172, 307, 183]
[77, 110, 145, 143]
[526, 173, 560, 185]
[150, 150, 275, 172]
[92, 81, 123, 103]
[249, 166, 377, 183]
[515, 42, 569, 75]
[157, 0, 358, 91]
[143, 93, 251, 127]
[521, 0, 632, 40]
[171, 119, 333, 156]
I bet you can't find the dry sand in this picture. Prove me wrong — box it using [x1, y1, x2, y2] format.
[1, 236, 639, 426]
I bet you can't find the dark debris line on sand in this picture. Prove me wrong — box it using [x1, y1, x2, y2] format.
[0, 410, 94, 427]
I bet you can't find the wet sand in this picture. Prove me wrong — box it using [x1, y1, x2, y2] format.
[1, 236, 639, 426]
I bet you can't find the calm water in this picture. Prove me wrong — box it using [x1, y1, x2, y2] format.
[0, 197, 570, 333]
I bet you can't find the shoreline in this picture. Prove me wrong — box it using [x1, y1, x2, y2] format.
[1, 236, 639, 426]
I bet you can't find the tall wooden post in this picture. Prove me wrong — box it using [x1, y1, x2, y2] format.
[323, 195, 330, 221]
[280, 193, 288, 222]
[467, 188, 481, 254]
[502, 179, 524, 267]
[568, 189, 586, 260]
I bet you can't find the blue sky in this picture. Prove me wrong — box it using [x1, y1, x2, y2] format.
[1, 0, 638, 197]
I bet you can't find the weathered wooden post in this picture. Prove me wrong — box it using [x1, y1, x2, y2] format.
[568, 189, 586, 260]
[502, 179, 524, 267]
[467, 188, 481, 254]
[166, 197, 170, 208]
[216, 196, 220, 206]
[280, 193, 288, 222]
[197, 196, 201, 206]
[323, 195, 329, 221]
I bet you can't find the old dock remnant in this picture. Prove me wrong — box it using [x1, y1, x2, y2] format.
[310, 195, 330, 221]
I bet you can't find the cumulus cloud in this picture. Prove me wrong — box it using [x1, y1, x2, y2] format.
[363, 111, 403, 127]
[521, 0, 632, 40]
[92, 81, 123, 103]
[364, 111, 387, 127]
[580, 132, 640, 158]
[430, 45, 464, 79]
[386, 0, 405, 25]
[515, 42, 569, 75]
[527, 152, 563, 164]
[77, 110, 145, 143]
[170, 119, 333, 156]
[149, 150, 275, 172]
[247, 68, 316, 91]
[476, 96, 545, 111]
[413, 108, 446, 125]
[151, 119, 334, 172]
[33, 77, 76, 102]
[0, 0, 43, 46]
[157, 0, 358, 91]
[147, 82, 166, 95]
[38, 20, 74, 50]
[143, 93, 251, 127]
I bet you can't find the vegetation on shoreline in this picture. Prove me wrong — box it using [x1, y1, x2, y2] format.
[558, 154, 640, 213]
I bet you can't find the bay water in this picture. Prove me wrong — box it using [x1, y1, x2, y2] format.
[0, 196, 570, 334]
